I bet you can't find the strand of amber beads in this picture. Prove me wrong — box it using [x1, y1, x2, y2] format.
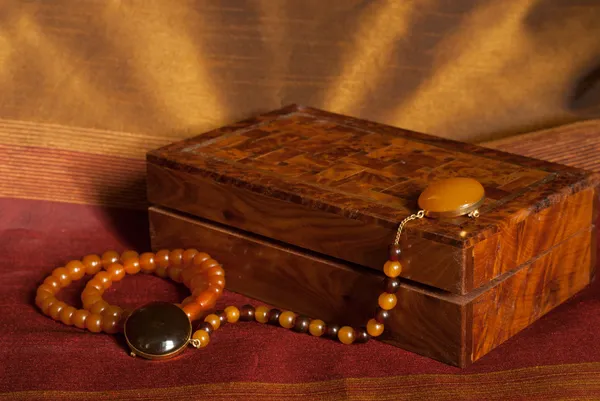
[188, 244, 404, 348]
[37, 246, 403, 352]
[36, 248, 225, 334]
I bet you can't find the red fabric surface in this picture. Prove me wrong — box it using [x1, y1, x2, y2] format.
[1, 198, 600, 400]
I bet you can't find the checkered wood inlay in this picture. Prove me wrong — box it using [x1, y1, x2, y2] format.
[187, 112, 550, 213]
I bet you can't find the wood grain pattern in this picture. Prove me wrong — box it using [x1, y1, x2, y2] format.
[146, 162, 466, 293]
[471, 187, 595, 289]
[148, 205, 464, 366]
[149, 206, 594, 367]
[147, 105, 600, 294]
[471, 228, 592, 361]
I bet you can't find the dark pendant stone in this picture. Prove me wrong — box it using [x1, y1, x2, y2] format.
[124, 301, 191, 360]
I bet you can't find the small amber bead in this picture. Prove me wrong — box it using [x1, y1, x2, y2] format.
[169, 249, 185, 266]
[192, 285, 210, 298]
[192, 252, 211, 266]
[268, 309, 281, 325]
[189, 274, 208, 291]
[86, 313, 103, 333]
[378, 293, 397, 310]
[389, 244, 402, 261]
[72, 309, 90, 329]
[82, 295, 101, 310]
[199, 259, 220, 272]
[60, 305, 76, 325]
[180, 296, 195, 307]
[103, 305, 123, 319]
[65, 260, 86, 280]
[94, 271, 112, 289]
[106, 263, 125, 281]
[293, 316, 310, 333]
[168, 267, 183, 283]
[366, 319, 384, 337]
[120, 250, 139, 263]
[239, 304, 255, 322]
[182, 303, 203, 321]
[355, 328, 370, 343]
[196, 291, 217, 309]
[375, 308, 390, 323]
[52, 267, 72, 287]
[48, 301, 66, 320]
[102, 314, 121, 334]
[192, 329, 210, 348]
[123, 257, 140, 275]
[155, 265, 169, 278]
[254, 306, 270, 323]
[338, 326, 355, 345]
[37, 284, 56, 297]
[90, 301, 109, 315]
[204, 314, 221, 330]
[82, 255, 102, 275]
[207, 266, 224, 277]
[181, 266, 203, 287]
[279, 311, 296, 329]
[39, 296, 57, 314]
[309, 319, 326, 337]
[207, 285, 223, 297]
[384, 277, 400, 294]
[326, 324, 340, 339]
[155, 249, 170, 268]
[101, 250, 120, 269]
[81, 286, 102, 299]
[86, 279, 105, 292]
[383, 261, 402, 278]
[35, 292, 52, 306]
[43, 276, 62, 291]
[224, 306, 240, 323]
[209, 276, 226, 289]
[139, 252, 156, 273]
[182, 249, 198, 265]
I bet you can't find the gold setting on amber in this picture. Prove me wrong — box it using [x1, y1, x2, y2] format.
[394, 177, 485, 244]
[421, 196, 484, 219]
[417, 177, 485, 219]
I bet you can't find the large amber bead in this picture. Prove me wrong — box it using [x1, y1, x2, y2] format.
[124, 302, 191, 360]
[418, 177, 484, 217]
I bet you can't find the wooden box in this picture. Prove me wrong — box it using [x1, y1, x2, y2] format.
[146, 105, 599, 367]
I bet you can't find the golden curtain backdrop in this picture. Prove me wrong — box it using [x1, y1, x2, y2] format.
[1, 0, 600, 207]
[1, 0, 600, 143]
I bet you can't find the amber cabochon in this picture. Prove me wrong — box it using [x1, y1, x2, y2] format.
[146, 105, 599, 366]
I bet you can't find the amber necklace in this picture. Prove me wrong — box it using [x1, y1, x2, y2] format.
[35, 177, 484, 360]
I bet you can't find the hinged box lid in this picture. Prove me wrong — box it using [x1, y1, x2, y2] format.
[146, 105, 599, 295]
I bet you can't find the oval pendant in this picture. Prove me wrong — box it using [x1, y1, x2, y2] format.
[418, 177, 485, 218]
[124, 301, 192, 360]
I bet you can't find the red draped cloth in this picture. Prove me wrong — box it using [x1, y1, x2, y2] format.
[1, 122, 600, 400]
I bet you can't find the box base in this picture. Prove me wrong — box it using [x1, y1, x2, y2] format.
[149, 205, 593, 367]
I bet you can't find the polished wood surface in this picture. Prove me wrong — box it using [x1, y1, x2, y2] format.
[147, 105, 599, 294]
[149, 206, 595, 367]
[471, 228, 593, 361]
